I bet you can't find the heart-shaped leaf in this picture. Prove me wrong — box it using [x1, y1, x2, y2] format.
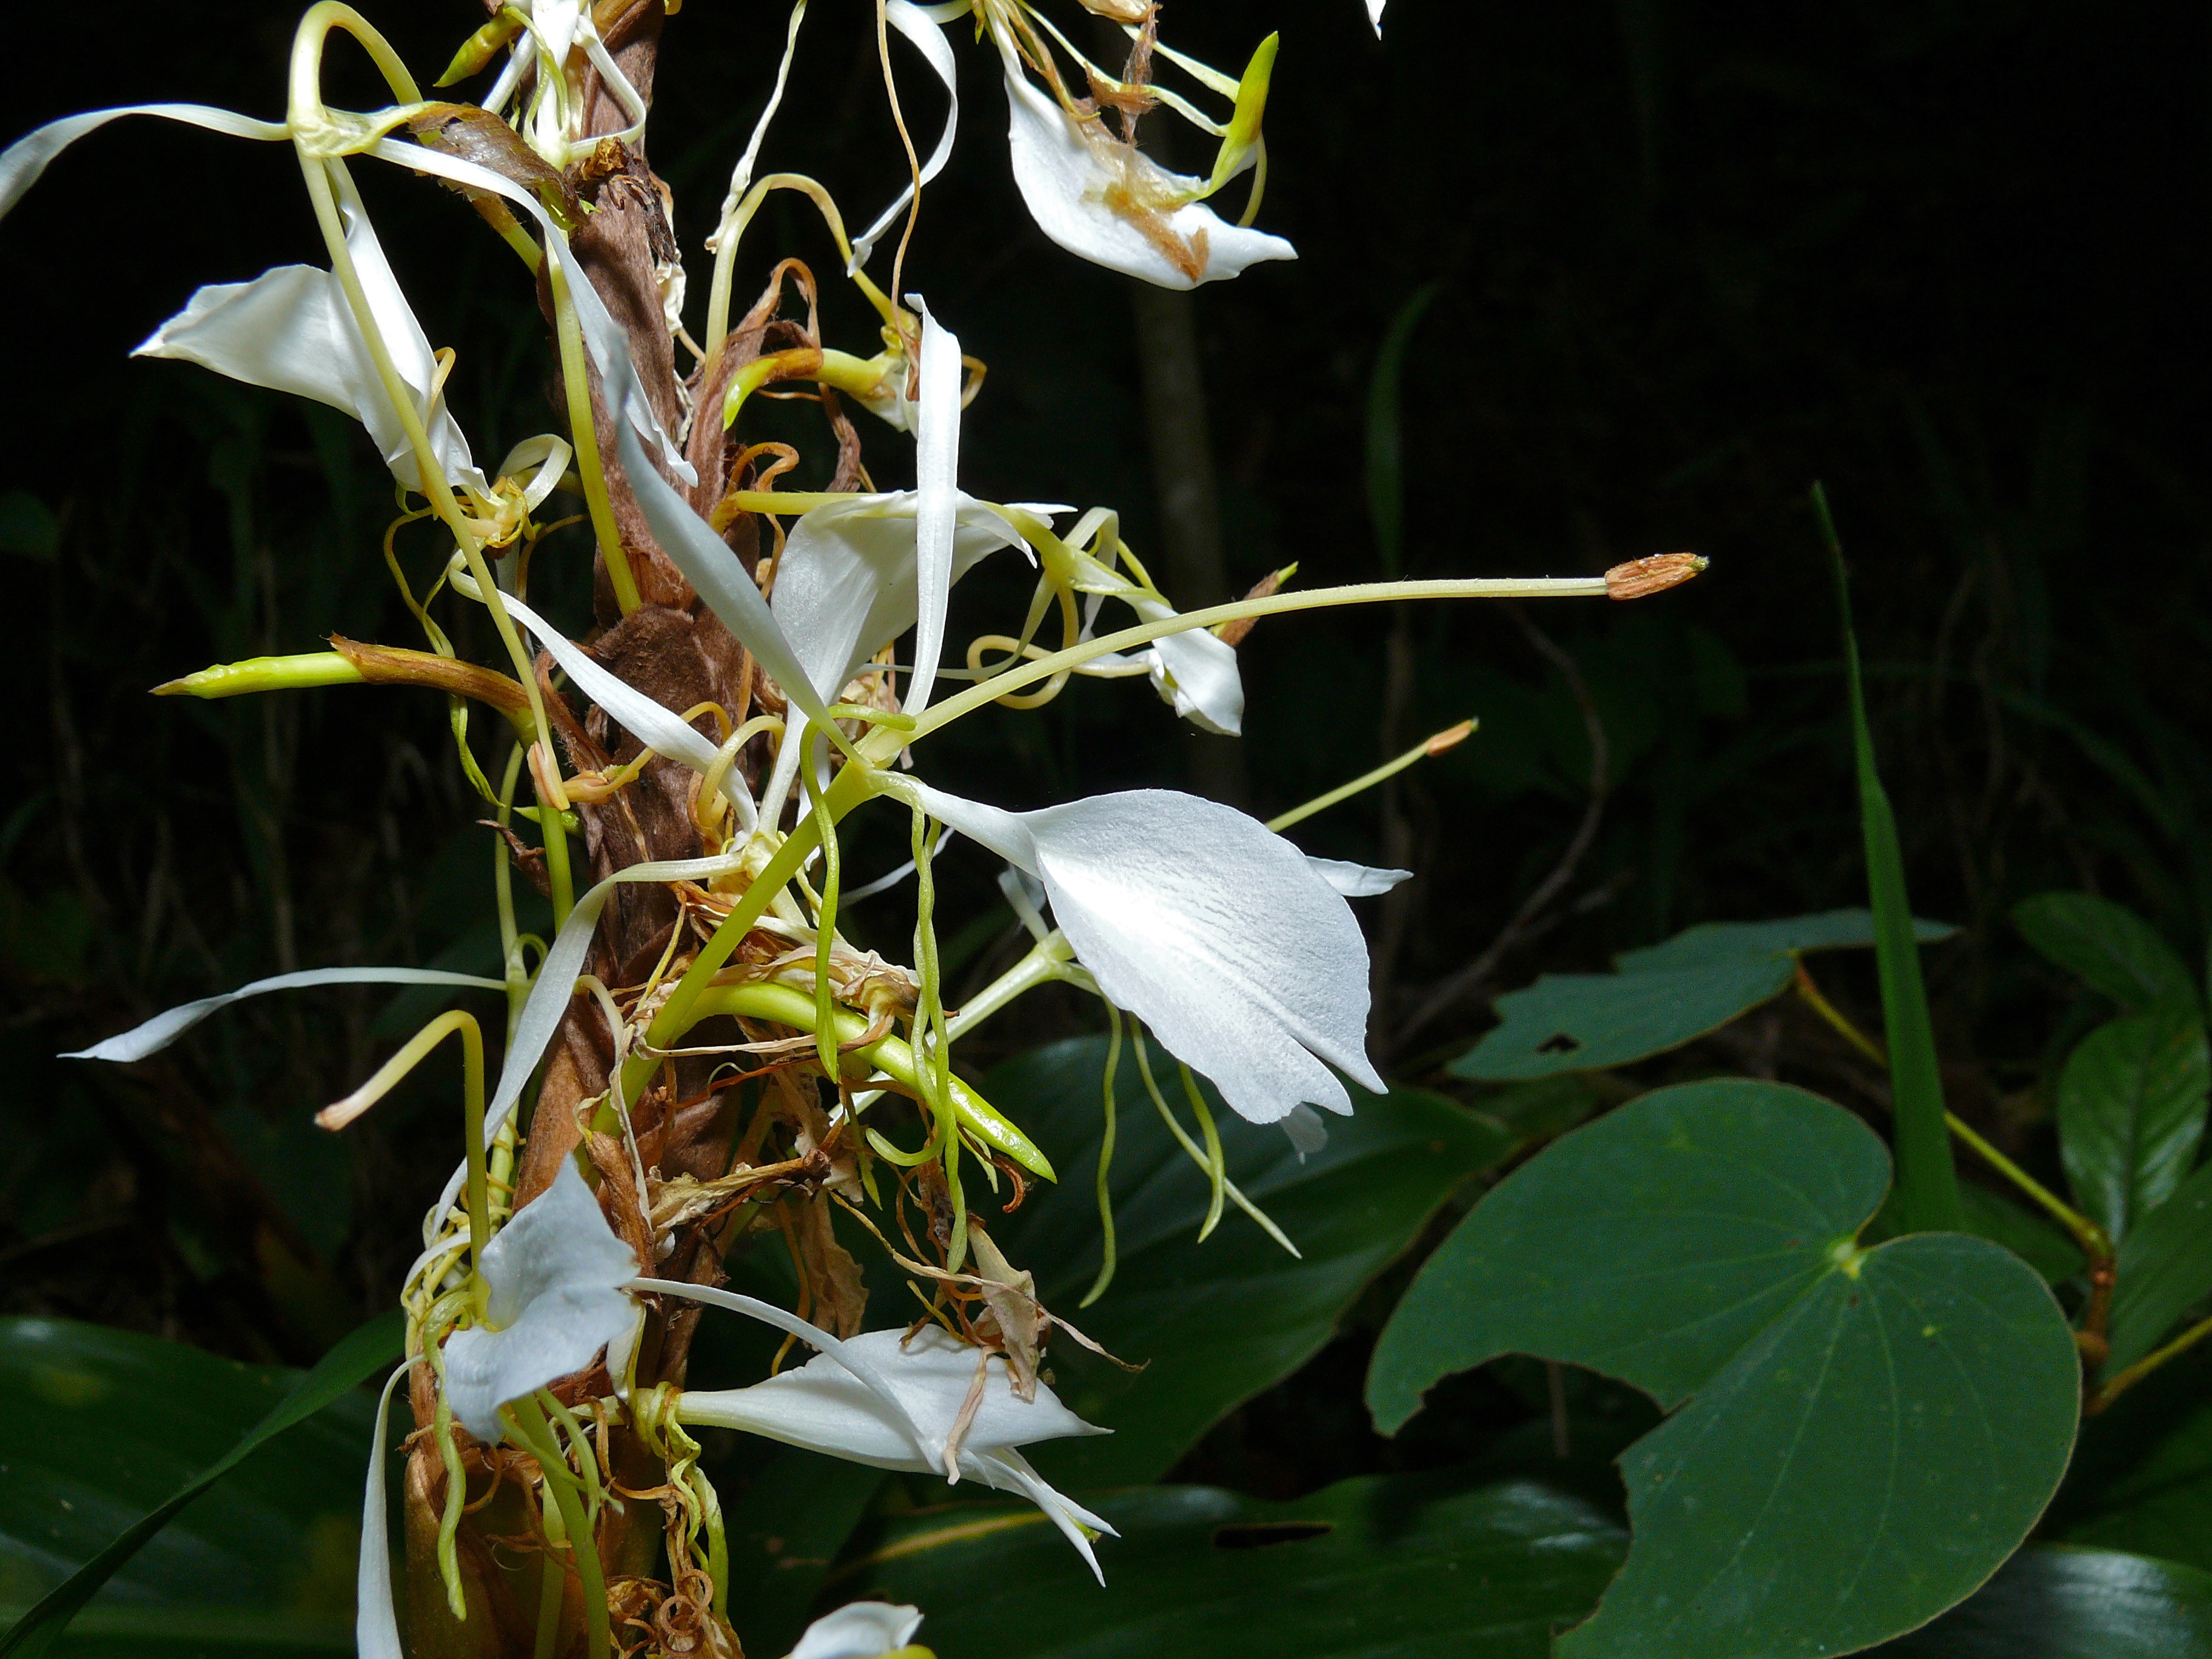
[828, 1468, 1627, 1658]
[1367, 1079, 2081, 1659]
[2059, 1005, 2211, 1243]
[2014, 891, 2199, 1014]
[1452, 910, 1952, 1082]
[981, 1037, 1512, 1487]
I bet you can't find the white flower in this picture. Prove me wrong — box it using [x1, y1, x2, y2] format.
[1087, 590, 1247, 735]
[902, 782, 1386, 1124]
[442, 1159, 640, 1441]
[771, 494, 1035, 708]
[677, 1324, 1116, 1581]
[134, 168, 487, 499]
[790, 1603, 927, 1659]
[987, 17, 1295, 290]
[1368, 0, 1387, 36]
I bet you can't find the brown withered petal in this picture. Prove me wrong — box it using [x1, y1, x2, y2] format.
[405, 104, 583, 230]
[1217, 566, 1290, 649]
[1604, 552, 1709, 600]
[329, 635, 532, 717]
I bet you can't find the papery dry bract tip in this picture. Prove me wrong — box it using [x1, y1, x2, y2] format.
[1604, 552, 1708, 600]
[1425, 718, 1476, 756]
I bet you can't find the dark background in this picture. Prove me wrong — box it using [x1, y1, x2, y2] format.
[0, 0, 2205, 1484]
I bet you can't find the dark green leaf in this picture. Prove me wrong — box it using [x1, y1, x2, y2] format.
[1452, 956, 1798, 1081]
[718, 1450, 885, 1659]
[1958, 1182, 2086, 1285]
[0, 1604, 350, 1658]
[1369, 1079, 1892, 1426]
[2107, 1158, 2212, 1375]
[984, 1037, 1512, 1487]
[833, 1468, 1627, 1659]
[1865, 1546, 2212, 1658]
[1369, 1079, 2079, 1658]
[1453, 910, 1954, 1082]
[1614, 909, 1952, 973]
[1364, 283, 1439, 578]
[1817, 483, 1963, 1232]
[1560, 1233, 2079, 1658]
[2016, 891, 2200, 1014]
[2048, 1348, 2212, 1572]
[0, 491, 59, 562]
[2059, 1007, 2211, 1244]
[0, 1313, 399, 1659]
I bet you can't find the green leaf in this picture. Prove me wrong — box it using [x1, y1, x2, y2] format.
[1369, 1079, 1893, 1425]
[833, 1467, 1627, 1659]
[0, 1604, 350, 1658]
[0, 1313, 400, 1659]
[2048, 1348, 2212, 1572]
[1957, 1182, 2086, 1285]
[2016, 891, 2200, 1014]
[718, 1450, 886, 1659]
[1816, 483, 1963, 1232]
[982, 1037, 1512, 1487]
[1863, 1546, 2212, 1658]
[1364, 283, 1439, 578]
[2059, 1006, 2211, 1244]
[1367, 1079, 2080, 1658]
[1452, 909, 1954, 1082]
[2107, 1157, 2212, 1375]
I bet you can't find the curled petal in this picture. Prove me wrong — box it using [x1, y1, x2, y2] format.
[1305, 857, 1412, 897]
[0, 104, 287, 224]
[907, 784, 1384, 1124]
[443, 1159, 639, 1441]
[65, 967, 504, 1064]
[791, 1603, 926, 1659]
[992, 25, 1293, 289]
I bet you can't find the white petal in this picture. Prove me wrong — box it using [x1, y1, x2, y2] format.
[791, 1603, 925, 1659]
[1281, 1103, 1330, 1158]
[137, 176, 483, 497]
[355, 1365, 409, 1659]
[1367, 0, 1387, 35]
[771, 495, 1024, 705]
[675, 1344, 931, 1470]
[905, 300, 962, 716]
[910, 785, 1383, 1124]
[1135, 598, 1244, 735]
[363, 136, 692, 485]
[0, 104, 287, 224]
[65, 967, 506, 1063]
[848, 0, 960, 272]
[443, 1160, 638, 1441]
[876, 1326, 1106, 1455]
[964, 1446, 1116, 1585]
[993, 28, 1294, 290]
[1305, 857, 1413, 897]
[496, 591, 754, 827]
[486, 849, 747, 1139]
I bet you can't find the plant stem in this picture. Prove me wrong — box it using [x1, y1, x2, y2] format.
[1792, 964, 2113, 1261]
[509, 1395, 611, 1659]
[2086, 1311, 2212, 1414]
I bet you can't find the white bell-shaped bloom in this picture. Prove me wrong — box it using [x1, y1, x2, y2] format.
[134, 170, 486, 499]
[791, 1603, 927, 1659]
[443, 1159, 640, 1441]
[905, 783, 1386, 1124]
[988, 19, 1294, 290]
[677, 1325, 1116, 1581]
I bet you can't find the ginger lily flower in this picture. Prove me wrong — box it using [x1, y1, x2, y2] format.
[791, 1603, 930, 1659]
[135, 169, 487, 498]
[984, 13, 1295, 289]
[675, 1324, 1117, 1581]
[442, 1159, 640, 1441]
[899, 782, 1387, 1125]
